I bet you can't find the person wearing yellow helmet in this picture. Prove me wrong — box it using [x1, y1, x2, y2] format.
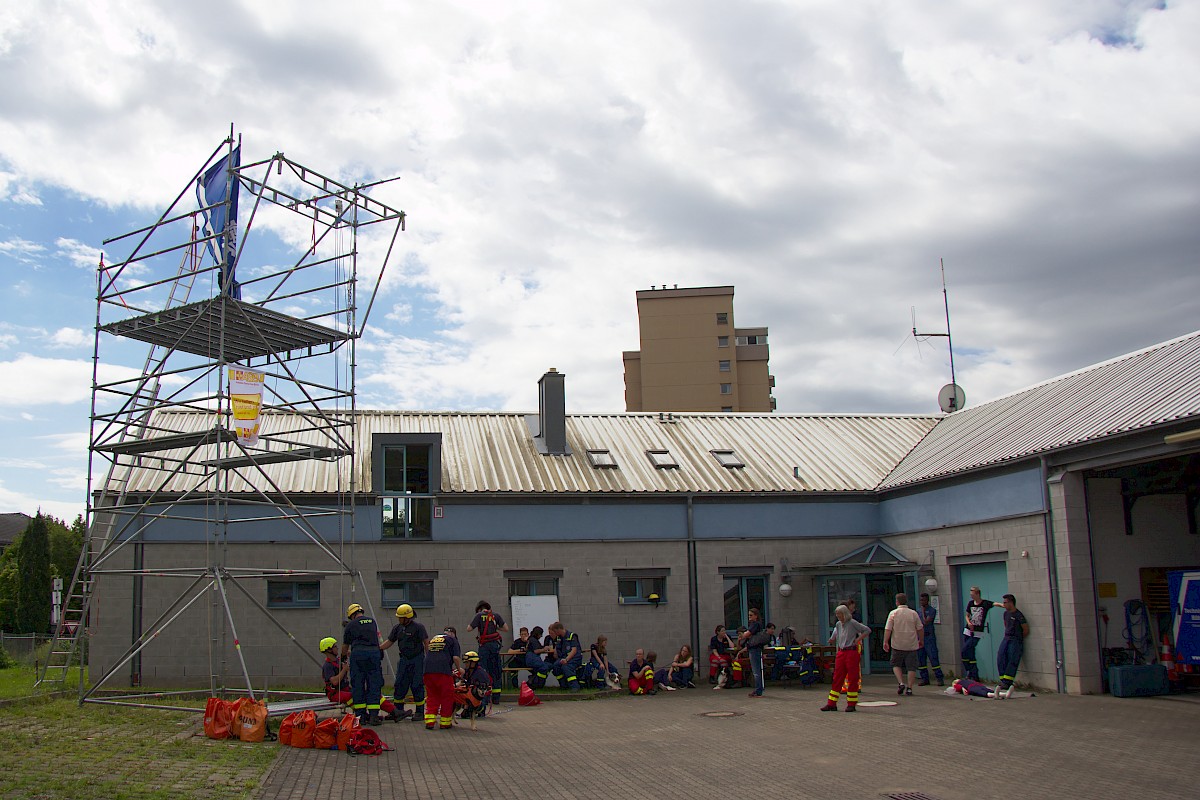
[379, 603, 429, 723]
[455, 650, 492, 725]
[320, 636, 400, 720]
[342, 603, 385, 725]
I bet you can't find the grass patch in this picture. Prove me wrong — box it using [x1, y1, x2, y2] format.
[0, 696, 278, 799]
[0, 661, 86, 700]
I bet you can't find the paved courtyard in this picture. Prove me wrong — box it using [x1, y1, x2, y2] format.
[257, 676, 1200, 800]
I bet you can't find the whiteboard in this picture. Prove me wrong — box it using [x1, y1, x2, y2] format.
[509, 595, 560, 640]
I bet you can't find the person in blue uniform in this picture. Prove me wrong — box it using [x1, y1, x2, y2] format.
[455, 650, 493, 722]
[379, 603, 428, 723]
[547, 621, 583, 692]
[917, 593, 944, 686]
[340, 603, 384, 725]
[503, 627, 530, 688]
[467, 600, 510, 705]
[523, 626, 555, 688]
[996, 594, 1029, 698]
[320, 637, 400, 719]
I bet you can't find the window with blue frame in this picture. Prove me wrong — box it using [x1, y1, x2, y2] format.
[267, 580, 320, 609]
[381, 579, 435, 610]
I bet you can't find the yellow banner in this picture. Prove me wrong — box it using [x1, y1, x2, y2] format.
[228, 367, 265, 446]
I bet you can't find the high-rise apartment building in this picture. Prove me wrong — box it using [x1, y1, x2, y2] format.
[623, 285, 775, 412]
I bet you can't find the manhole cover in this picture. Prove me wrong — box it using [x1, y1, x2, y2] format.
[881, 793, 942, 800]
[699, 710, 744, 718]
[855, 700, 898, 707]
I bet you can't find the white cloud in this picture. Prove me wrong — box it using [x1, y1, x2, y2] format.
[0, 478, 82, 521]
[0, 237, 45, 263]
[0, 354, 140, 407]
[47, 327, 91, 349]
[55, 237, 102, 269]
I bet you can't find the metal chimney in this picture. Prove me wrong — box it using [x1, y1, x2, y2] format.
[536, 368, 569, 455]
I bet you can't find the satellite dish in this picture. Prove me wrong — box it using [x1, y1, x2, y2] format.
[938, 383, 966, 413]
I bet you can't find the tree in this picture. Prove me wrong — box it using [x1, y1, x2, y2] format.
[46, 514, 85, 581]
[15, 514, 52, 634]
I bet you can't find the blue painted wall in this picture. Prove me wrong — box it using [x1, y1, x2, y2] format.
[131, 464, 1046, 543]
[877, 465, 1044, 534]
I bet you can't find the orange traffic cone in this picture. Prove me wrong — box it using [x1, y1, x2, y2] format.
[1161, 634, 1179, 682]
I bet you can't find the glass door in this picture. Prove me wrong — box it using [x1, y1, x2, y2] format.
[818, 575, 867, 673]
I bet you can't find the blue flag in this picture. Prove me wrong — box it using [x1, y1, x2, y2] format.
[197, 146, 241, 297]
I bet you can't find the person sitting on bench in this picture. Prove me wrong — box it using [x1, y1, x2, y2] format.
[523, 626, 556, 688]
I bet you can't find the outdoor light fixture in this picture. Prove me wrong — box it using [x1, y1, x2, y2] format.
[779, 558, 793, 597]
[925, 577, 939, 594]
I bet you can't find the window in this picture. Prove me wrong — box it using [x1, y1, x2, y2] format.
[381, 578, 435, 609]
[717, 336, 729, 348]
[711, 449, 744, 468]
[718, 360, 731, 372]
[618, 576, 667, 605]
[722, 574, 768, 630]
[379, 440, 436, 540]
[509, 578, 559, 596]
[382, 496, 433, 540]
[647, 449, 678, 469]
[735, 334, 767, 346]
[721, 406, 733, 413]
[267, 580, 320, 609]
[720, 383, 732, 395]
[716, 313, 729, 325]
[587, 449, 618, 469]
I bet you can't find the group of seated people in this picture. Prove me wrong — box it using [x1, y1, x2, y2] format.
[707, 623, 821, 688]
[504, 625, 687, 693]
[500, 621, 820, 695]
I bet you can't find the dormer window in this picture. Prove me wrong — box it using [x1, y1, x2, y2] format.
[587, 449, 618, 469]
[647, 450, 678, 469]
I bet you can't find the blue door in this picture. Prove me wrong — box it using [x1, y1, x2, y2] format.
[956, 562, 1009, 682]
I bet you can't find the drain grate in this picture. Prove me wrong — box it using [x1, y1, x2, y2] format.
[699, 710, 744, 718]
[881, 793, 942, 800]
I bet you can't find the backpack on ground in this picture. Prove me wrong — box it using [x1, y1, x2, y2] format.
[345, 727, 392, 756]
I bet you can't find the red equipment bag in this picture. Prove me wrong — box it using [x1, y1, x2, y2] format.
[288, 709, 317, 748]
[203, 697, 237, 740]
[335, 713, 360, 751]
[314, 717, 339, 750]
[236, 699, 270, 743]
[278, 712, 297, 746]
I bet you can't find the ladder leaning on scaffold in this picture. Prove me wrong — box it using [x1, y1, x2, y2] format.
[34, 223, 204, 691]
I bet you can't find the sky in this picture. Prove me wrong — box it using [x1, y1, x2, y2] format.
[1, 0, 1198, 521]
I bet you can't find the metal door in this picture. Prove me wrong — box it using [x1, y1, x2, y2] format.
[956, 561, 1009, 682]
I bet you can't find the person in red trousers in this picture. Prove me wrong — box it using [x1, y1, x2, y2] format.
[821, 605, 870, 712]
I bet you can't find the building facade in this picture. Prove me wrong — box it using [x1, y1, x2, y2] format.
[88, 333, 1200, 696]
[623, 285, 775, 412]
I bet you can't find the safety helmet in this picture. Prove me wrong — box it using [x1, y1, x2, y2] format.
[346, 603, 364, 618]
[463, 650, 480, 663]
[395, 603, 414, 619]
[319, 637, 338, 653]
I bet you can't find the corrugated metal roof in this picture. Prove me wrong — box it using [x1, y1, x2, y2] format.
[880, 329, 1200, 489]
[112, 411, 938, 496]
[106, 329, 1200, 499]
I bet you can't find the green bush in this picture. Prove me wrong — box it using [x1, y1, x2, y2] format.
[0, 646, 15, 670]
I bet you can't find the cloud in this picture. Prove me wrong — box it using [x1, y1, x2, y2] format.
[46, 327, 90, 349]
[0, 354, 140, 407]
[0, 237, 45, 264]
[55, 237, 102, 269]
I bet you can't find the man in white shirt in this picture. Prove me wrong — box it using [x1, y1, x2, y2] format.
[883, 593, 924, 696]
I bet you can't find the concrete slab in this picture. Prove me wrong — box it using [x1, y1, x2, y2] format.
[256, 676, 1200, 800]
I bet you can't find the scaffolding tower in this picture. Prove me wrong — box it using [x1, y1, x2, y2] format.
[36, 132, 406, 706]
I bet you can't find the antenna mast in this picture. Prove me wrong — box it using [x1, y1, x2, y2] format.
[913, 258, 964, 412]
